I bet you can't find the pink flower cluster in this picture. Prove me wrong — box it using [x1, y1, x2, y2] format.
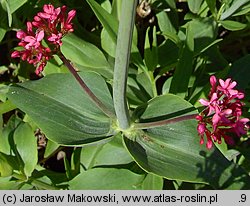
[11, 4, 76, 75]
[196, 75, 249, 149]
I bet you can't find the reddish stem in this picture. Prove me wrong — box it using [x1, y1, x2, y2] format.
[133, 114, 197, 129]
[59, 52, 115, 118]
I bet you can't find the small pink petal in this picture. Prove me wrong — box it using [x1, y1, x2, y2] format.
[199, 98, 209, 106]
[55, 7, 61, 16]
[34, 16, 41, 21]
[67, 10, 76, 23]
[237, 92, 245, 99]
[43, 4, 54, 13]
[229, 89, 238, 96]
[240, 118, 250, 124]
[224, 78, 231, 88]
[210, 75, 217, 87]
[37, 12, 51, 19]
[36, 30, 44, 42]
[219, 79, 225, 88]
[223, 109, 232, 115]
[16, 30, 26, 39]
[11, 51, 20, 58]
[197, 123, 206, 135]
[24, 36, 36, 43]
[228, 81, 237, 89]
[196, 115, 202, 121]
[27, 22, 33, 33]
[199, 137, 204, 145]
[210, 93, 218, 102]
[206, 140, 213, 149]
[212, 113, 220, 128]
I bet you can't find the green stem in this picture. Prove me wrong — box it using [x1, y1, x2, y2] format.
[12, 173, 59, 190]
[148, 71, 158, 97]
[30, 179, 59, 190]
[133, 114, 197, 129]
[59, 52, 115, 118]
[113, 0, 138, 130]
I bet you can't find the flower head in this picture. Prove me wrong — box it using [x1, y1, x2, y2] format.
[196, 75, 249, 149]
[11, 4, 76, 75]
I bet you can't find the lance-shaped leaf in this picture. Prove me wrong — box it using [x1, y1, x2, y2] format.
[7, 71, 115, 146]
[69, 168, 144, 189]
[124, 94, 250, 189]
[13, 122, 37, 177]
[61, 34, 113, 79]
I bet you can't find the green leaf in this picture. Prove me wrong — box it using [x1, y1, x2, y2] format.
[8, 0, 27, 14]
[124, 94, 250, 189]
[187, 0, 204, 14]
[156, 11, 176, 34]
[205, 0, 217, 16]
[86, 0, 146, 73]
[0, 4, 8, 30]
[228, 54, 250, 90]
[190, 17, 218, 55]
[68, 168, 144, 189]
[100, 0, 112, 13]
[161, 31, 182, 47]
[0, 152, 13, 177]
[144, 26, 158, 71]
[169, 23, 194, 97]
[157, 40, 179, 70]
[0, 176, 19, 189]
[13, 122, 37, 177]
[86, 0, 117, 43]
[61, 34, 112, 78]
[219, 20, 247, 31]
[44, 140, 59, 159]
[233, 3, 250, 16]
[141, 173, 163, 190]
[101, 28, 116, 57]
[162, 76, 173, 94]
[0, 115, 2, 135]
[169, 17, 218, 97]
[70, 147, 81, 176]
[7, 72, 115, 146]
[220, 0, 250, 20]
[111, 0, 122, 19]
[64, 154, 73, 179]
[1, 0, 12, 27]
[81, 134, 133, 169]
[127, 72, 153, 106]
[0, 27, 6, 42]
[0, 100, 16, 114]
[0, 115, 22, 155]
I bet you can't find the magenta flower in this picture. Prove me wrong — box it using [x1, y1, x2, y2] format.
[217, 78, 238, 96]
[11, 4, 76, 75]
[23, 30, 44, 49]
[199, 92, 218, 116]
[48, 33, 63, 46]
[208, 75, 217, 98]
[37, 4, 61, 21]
[196, 75, 249, 149]
[60, 6, 76, 34]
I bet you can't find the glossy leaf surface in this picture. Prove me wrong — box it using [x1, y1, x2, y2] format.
[124, 94, 250, 189]
[7, 72, 115, 146]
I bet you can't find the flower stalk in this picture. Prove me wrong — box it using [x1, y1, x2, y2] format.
[133, 114, 197, 129]
[113, 0, 138, 130]
[59, 52, 115, 118]
[11, 4, 115, 118]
